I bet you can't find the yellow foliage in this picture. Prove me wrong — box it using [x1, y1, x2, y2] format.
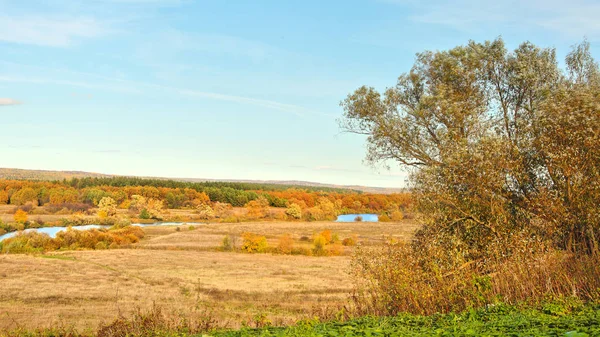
[241, 232, 268, 253]
[320, 230, 333, 244]
[14, 209, 28, 224]
[379, 214, 391, 222]
[312, 234, 327, 256]
[390, 210, 404, 221]
[0, 190, 9, 205]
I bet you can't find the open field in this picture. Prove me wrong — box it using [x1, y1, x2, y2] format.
[0, 220, 419, 331]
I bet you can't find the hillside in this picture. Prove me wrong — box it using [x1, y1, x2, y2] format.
[0, 168, 405, 194]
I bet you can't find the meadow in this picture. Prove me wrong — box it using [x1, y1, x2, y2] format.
[0, 219, 419, 332]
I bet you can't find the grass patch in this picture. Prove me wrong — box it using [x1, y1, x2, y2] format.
[212, 302, 600, 336]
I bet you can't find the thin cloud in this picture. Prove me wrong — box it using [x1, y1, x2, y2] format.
[0, 15, 108, 47]
[0, 63, 317, 116]
[382, 0, 600, 39]
[0, 98, 21, 106]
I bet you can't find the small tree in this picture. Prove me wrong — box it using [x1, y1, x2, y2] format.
[14, 209, 28, 224]
[313, 234, 327, 256]
[197, 204, 215, 220]
[98, 197, 117, 217]
[241, 232, 268, 253]
[285, 203, 302, 219]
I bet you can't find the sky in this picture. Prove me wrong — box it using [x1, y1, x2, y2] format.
[1, 0, 599, 188]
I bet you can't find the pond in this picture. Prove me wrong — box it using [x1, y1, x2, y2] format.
[336, 214, 379, 222]
[0, 222, 195, 241]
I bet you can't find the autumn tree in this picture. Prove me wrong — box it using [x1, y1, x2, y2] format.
[97, 197, 117, 218]
[14, 209, 28, 224]
[285, 203, 302, 219]
[245, 196, 270, 219]
[197, 204, 215, 219]
[340, 38, 600, 266]
[10, 187, 38, 206]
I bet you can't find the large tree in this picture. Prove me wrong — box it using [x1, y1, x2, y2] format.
[340, 39, 600, 266]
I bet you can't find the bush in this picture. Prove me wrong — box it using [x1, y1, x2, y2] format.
[277, 234, 294, 254]
[354, 215, 363, 222]
[351, 242, 600, 317]
[326, 243, 344, 256]
[313, 234, 327, 256]
[390, 210, 403, 221]
[342, 235, 358, 246]
[320, 230, 333, 244]
[379, 214, 391, 222]
[139, 208, 151, 219]
[285, 203, 302, 219]
[221, 235, 234, 251]
[241, 232, 268, 253]
[13, 209, 28, 224]
[0, 225, 145, 254]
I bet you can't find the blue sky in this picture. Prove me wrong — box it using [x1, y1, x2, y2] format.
[1, 0, 599, 187]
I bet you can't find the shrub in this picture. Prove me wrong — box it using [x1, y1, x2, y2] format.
[285, 203, 302, 219]
[139, 208, 151, 219]
[0, 225, 145, 254]
[98, 196, 117, 217]
[313, 234, 327, 256]
[326, 243, 344, 256]
[379, 214, 391, 222]
[277, 234, 294, 254]
[390, 210, 404, 221]
[14, 209, 28, 224]
[354, 215, 363, 222]
[221, 235, 234, 251]
[320, 230, 333, 244]
[351, 242, 600, 317]
[241, 232, 268, 253]
[342, 235, 358, 246]
[196, 204, 215, 219]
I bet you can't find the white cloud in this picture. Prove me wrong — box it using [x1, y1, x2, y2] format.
[0, 98, 21, 106]
[0, 15, 108, 47]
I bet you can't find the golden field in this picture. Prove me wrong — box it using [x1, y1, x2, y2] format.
[0, 219, 418, 331]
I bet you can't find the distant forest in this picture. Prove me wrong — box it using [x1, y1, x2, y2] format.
[0, 176, 411, 212]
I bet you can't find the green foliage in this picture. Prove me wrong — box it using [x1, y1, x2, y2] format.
[211, 303, 600, 336]
[139, 208, 151, 219]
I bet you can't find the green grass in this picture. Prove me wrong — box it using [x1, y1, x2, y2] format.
[208, 303, 600, 337]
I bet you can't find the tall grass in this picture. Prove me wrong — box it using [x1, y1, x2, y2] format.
[351, 242, 600, 316]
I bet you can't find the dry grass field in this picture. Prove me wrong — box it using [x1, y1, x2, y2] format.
[0, 220, 419, 331]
